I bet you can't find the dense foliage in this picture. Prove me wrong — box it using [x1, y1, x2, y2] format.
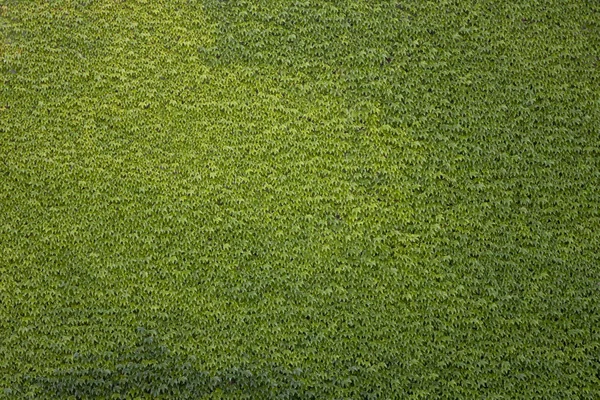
[1, 0, 599, 398]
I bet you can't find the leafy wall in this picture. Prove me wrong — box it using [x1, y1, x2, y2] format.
[1, 0, 599, 398]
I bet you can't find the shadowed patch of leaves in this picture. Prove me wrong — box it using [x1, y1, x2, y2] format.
[19, 328, 308, 399]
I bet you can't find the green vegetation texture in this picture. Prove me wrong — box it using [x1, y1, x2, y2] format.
[1, 0, 599, 398]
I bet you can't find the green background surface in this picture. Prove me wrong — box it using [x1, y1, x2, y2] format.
[1, 0, 599, 398]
